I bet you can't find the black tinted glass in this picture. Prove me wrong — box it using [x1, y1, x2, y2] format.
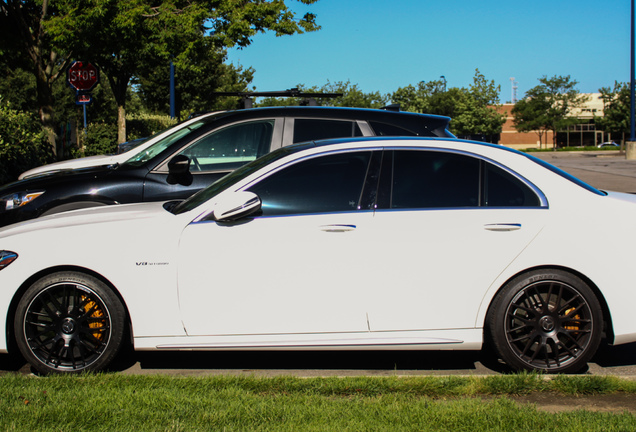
[485, 163, 540, 207]
[293, 119, 363, 143]
[368, 121, 418, 137]
[390, 150, 480, 208]
[248, 151, 372, 216]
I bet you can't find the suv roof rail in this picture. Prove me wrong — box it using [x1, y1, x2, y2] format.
[211, 88, 344, 109]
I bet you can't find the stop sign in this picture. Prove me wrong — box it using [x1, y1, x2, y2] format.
[67, 61, 99, 92]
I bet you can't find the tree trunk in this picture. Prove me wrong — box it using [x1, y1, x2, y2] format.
[34, 63, 58, 156]
[117, 105, 126, 144]
[105, 71, 131, 144]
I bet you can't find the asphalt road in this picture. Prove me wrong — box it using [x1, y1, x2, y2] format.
[2, 150, 636, 377]
[533, 150, 636, 193]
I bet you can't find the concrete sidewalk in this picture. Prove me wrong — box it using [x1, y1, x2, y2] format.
[531, 151, 636, 193]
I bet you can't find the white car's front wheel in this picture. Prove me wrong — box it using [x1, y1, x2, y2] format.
[14, 272, 126, 375]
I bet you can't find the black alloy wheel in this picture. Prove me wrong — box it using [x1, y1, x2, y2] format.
[487, 269, 603, 374]
[14, 272, 125, 375]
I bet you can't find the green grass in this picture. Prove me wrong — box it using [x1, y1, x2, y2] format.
[0, 374, 635, 431]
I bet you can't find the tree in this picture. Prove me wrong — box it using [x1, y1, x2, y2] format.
[512, 75, 588, 149]
[0, 0, 73, 155]
[510, 95, 551, 147]
[451, 69, 505, 138]
[597, 82, 630, 144]
[136, 43, 255, 117]
[2, 0, 320, 150]
[46, 0, 320, 143]
[257, 81, 389, 108]
[391, 70, 505, 140]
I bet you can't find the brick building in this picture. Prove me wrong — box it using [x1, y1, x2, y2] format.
[496, 93, 607, 150]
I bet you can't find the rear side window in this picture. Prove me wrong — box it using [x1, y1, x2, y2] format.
[390, 151, 480, 208]
[368, 121, 418, 137]
[380, 150, 542, 209]
[293, 119, 363, 143]
[485, 163, 540, 207]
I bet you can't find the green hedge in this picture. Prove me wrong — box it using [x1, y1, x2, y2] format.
[0, 100, 53, 185]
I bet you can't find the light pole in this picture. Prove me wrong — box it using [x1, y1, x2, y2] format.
[627, 0, 636, 158]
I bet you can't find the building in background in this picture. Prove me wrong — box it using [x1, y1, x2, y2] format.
[497, 94, 608, 150]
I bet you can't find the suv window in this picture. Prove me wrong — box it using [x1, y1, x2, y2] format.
[368, 121, 418, 137]
[178, 120, 274, 172]
[293, 119, 363, 143]
[384, 150, 540, 209]
[247, 151, 372, 216]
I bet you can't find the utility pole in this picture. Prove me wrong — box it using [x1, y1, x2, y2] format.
[628, 0, 636, 158]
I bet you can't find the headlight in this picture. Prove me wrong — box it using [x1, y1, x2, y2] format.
[0, 191, 45, 211]
[0, 251, 18, 270]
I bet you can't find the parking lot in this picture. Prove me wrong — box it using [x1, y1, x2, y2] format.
[533, 150, 636, 193]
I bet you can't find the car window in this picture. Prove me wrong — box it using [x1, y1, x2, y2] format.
[389, 150, 480, 208]
[368, 121, 418, 137]
[247, 151, 372, 216]
[292, 119, 363, 143]
[484, 163, 541, 207]
[123, 118, 211, 166]
[178, 120, 275, 172]
[384, 150, 540, 209]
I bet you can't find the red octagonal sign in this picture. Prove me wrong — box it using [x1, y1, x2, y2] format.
[67, 61, 99, 92]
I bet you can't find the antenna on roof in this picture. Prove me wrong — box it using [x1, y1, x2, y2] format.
[510, 78, 518, 104]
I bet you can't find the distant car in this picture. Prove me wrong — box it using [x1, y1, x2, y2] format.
[1, 136, 635, 375]
[597, 141, 619, 148]
[0, 106, 453, 228]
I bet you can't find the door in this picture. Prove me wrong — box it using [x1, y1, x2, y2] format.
[177, 150, 378, 336]
[364, 149, 548, 332]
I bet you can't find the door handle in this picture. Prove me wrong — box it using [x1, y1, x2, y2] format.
[484, 223, 521, 232]
[320, 224, 356, 233]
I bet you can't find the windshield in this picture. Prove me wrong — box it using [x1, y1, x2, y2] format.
[171, 143, 314, 215]
[122, 117, 213, 167]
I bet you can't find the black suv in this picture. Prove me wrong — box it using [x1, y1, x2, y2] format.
[0, 106, 453, 227]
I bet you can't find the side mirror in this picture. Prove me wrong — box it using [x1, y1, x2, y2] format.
[213, 191, 261, 222]
[167, 155, 193, 185]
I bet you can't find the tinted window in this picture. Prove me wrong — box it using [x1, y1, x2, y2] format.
[390, 151, 480, 208]
[247, 151, 372, 216]
[368, 121, 418, 137]
[485, 163, 540, 207]
[293, 119, 363, 143]
[178, 120, 274, 172]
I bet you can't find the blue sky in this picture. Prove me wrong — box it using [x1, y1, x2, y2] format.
[226, 0, 630, 102]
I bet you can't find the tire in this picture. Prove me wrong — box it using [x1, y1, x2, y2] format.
[14, 272, 126, 375]
[486, 269, 603, 374]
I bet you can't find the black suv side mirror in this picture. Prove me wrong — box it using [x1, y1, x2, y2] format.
[167, 155, 193, 186]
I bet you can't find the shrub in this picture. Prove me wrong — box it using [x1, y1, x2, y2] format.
[126, 113, 177, 140]
[76, 122, 118, 157]
[0, 99, 53, 184]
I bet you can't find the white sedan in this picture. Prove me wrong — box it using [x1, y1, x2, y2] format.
[1, 137, 634, 375]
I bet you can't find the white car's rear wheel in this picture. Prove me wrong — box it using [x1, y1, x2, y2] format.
[14, 272, 125, 375]
[487, 269, 603, 373]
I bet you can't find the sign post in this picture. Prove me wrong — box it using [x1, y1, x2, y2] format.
[67, 61, 100, 131]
